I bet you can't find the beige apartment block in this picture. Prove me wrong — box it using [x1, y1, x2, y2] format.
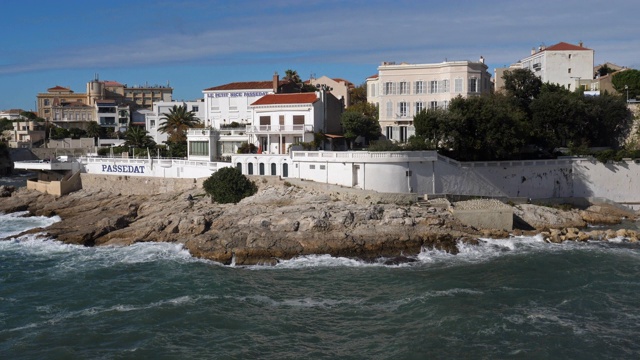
[367, 59, 492, 142]
[308, 76, 354, 108]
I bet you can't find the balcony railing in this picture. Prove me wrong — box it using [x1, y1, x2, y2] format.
[246, 124, 313, 133]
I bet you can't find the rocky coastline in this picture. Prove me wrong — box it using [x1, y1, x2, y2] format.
[0, 181, 638, 266]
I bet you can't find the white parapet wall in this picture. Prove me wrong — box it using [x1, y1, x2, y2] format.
[81, 157, 233, 179]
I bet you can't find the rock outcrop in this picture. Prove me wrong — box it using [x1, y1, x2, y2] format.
[1, 181, 638, 265]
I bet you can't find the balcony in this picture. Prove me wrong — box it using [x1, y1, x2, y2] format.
[246, 124, 314, 134]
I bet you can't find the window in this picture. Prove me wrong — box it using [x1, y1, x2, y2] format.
[293, 115, 304, 125]
[430, 101, 438, 110]
[429, 80, 438, 94]
[568, 68, 572, 74]
[399, 81, 409, 95]
[398, 102, 408, 117]
[319, 165, 326, 170]
[441, 79, 449, 93]
[469, 78, 478, 93]
[369, 84, 376, 97]
[259, 163, 265, 175]
[271, 163, 277, 175]
[293, 136, 302, 144]
[568, 54, 572, 59]
[44, 99, 50, 106]
[150, 120, 155, 128]
[248, 163, 253, 175]
[386, 101, 393, 117]
[415, 101, 424, 114]
[192, 106, 199, 112]
[414, 81, 425, 94]
[189, 141, 209, 156]
[279, 115, 285, 125]
[310, 165, 316, 170]
[260, 116, 270, 125]
[384, 82, 396, 95]
[455, 78, 463, 93]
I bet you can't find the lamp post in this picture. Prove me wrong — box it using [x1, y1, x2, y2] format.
[625, 85, 629, 103]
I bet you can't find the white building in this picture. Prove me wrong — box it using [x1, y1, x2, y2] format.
[202, 77, 280, 129]
[367, 59, 492, 143]
[247, 92, 342, 155]
[517, 41, 594, 91]
[140, 100, 205, 145]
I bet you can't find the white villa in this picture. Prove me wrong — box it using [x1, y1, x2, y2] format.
[367, 59, 492, 143]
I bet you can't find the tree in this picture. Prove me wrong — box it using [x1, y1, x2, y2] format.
[86, 122, 101, 145]
[612, 69, 640, 100]
[237, 142, 257, 154]
[159, 105, 200, 142]
[124, 126, 155, 148]
[340, 111, 381, 149]
[284, 69, 302, 85]
[68, 127, 87, 139]
[350, 83, 367, 106]
[203, 167, 257, 204]
[413, 108, 451, 149]
[502, 68, 542, 113]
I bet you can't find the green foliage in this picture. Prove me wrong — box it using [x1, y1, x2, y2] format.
[341, 111, 380, 148]
[50, 127, 70, 140]
[346, 102, 379, 121]
[404, 135, 433, 151]
[350, 83, 368, 106]
[368, 139, 401, 151]
[203, 167, 257, 204]
[502, 68, 542, 112]
[413, 108, 452, 149]
[0, 118, 12, 131]
[68, 127, 87, 139]
[165, 140, 187, 158]
[159, 105, 200, 142]
[612, 69, 640, 100]
[124, 126, 155, 148]
[237, 142, 257, 154]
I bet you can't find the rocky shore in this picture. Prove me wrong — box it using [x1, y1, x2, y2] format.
[0, 181, 638, 265]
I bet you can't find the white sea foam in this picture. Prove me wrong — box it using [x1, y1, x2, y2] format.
[0, 211, 61, 239]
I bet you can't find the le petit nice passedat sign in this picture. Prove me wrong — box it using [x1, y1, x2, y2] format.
[101, 164, 146, 174]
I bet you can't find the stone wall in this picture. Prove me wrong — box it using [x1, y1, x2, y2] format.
[80, 174, 204, 195]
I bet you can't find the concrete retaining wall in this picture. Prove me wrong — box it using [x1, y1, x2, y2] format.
[80, 174, 204, 195]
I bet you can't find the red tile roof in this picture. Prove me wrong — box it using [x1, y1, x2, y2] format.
[251, 93, 318, 106]
[204, 81, 278, 91]
[544, 42, 591, 51]
[103, 80, 124, 87]
[366, 74, 379, 79]
[48, 85, 72, 92]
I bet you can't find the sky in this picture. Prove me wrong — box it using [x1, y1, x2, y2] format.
[1, 0, 638, 111]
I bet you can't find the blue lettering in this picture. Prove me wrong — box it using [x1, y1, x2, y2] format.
[101, 164, 146, 174]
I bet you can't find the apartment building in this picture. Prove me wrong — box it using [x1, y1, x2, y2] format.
[517, 42, 594, 91]
[367, 59, 492, 143]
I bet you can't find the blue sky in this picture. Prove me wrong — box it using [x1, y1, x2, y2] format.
[1, 0, 637, 111]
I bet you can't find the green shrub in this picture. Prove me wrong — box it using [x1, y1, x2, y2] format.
[203, 167, 257, 204]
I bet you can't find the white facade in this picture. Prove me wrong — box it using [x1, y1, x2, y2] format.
[367, 59, 492, 143]
[142, 100, 205, 145]
[518, 42, 594, 91]
[202, 81, 275, 129]
[248, 92, 324, 155]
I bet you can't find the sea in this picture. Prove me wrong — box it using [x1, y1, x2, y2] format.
[2, 183, 640, 359]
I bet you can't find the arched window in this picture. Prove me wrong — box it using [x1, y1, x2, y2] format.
[271, 163, 277, 175]
[236, 162, 242, 173]
[248, 163, 253, 175]
[282, 163, 289, 178]
[259, 163, 265, 175]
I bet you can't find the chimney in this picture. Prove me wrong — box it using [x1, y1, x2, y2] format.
[579, 41, 583, 47]
[273, 72, 279, 93]
[531, 47, 536, 55]
[479, 56, 485, 64]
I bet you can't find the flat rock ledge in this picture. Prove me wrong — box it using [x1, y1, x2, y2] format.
[1, 183, 637, 265]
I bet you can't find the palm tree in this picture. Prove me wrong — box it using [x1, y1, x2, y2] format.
[124, 126, 155, 148]
[158, 105, 200, 142]
[86, 122, 101, 145]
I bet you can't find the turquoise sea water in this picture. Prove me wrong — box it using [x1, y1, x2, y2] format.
[2, 212, 640, 359]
